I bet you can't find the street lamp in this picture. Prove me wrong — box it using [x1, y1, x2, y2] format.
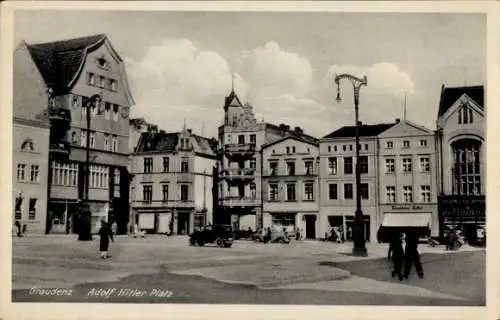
[335, 73, 368, 256]
[78, 93, 102, 241]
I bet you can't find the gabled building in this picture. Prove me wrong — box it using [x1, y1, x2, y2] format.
[14, 34, 135, 234]
[378, 119, 439, 237]
[261, 135, 320, 238]
[131, 126, 218, 235]
[319, 123, 395, 242]
[436, 85, 485, 243]
[216, 88, 318, 233]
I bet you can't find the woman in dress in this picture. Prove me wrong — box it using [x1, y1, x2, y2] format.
[98, 220, 114, 259]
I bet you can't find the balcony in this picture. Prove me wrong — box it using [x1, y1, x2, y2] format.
[262, 169, 318, 177]
[49, 141, 70, 161]
[136, 200, 195, 210]
[220, 168, 255, 183]
[224, 143, 256, 160]
[220, 196, 258, 208]
[49, 107, 71, 131]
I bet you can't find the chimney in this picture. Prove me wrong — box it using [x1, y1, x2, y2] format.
[187, 129, 192, 134]
[395, 118, 400, 123]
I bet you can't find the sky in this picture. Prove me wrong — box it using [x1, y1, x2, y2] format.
[14, 10, 486, 138]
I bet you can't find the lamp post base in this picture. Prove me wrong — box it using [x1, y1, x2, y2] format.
[77, 202, 93, 241]
[351, 246, 368, 256]
[351, 217, 368, 256]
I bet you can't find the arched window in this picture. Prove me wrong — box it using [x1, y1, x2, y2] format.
[452, 139, 481, 195]
[21, 139, 35, 151]
[458, 104, 474, 125]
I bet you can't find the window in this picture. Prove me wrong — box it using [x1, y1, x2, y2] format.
[304, 183, 314, 201]
[421, 185, 431, 202]
[334, 145, 338, 152]
[21, 139, 34, 151]
[99, 76, 105, 88]
[181, 158, 189, 173]
[286, 146, 290, 154]
[71, 95, 81, 108]
[329, 184, 338, 200]
[344, 184, 353, 199]
[142, 185, 152, 202]
[269, 161, 278, 176]
[250, 183, 256, 199]
[344, 157, 353, 174]
[349, 145, 353, 151]
[52, 161, 78, 186]
[328, 157, 337, 175]
[80, 130, 87, 147]
[28, 198, 37, 220]
[452, 139, 481, 195]
[162, 184, 169, 201]
[112, 105, 119, 121]
[364, 144, 368, 151]
[292, 146, 296, 153]
[286, 161, 295, 175]
[304, 160, 314, 175]
[81, 104, 87, 119]
[110, 79, 117, 91]
[328, 146, 331, 152]
[269, 183, 279, 201]
[286, 183, 296, 201]
[459, 104, 474, 124]
[89, 164, 109, 188]
[359, 156, 368, 174]
[104, 134, 110, 151]
[343, 145, 346, 152]
[143, 157, 153, 173]
[419, 139, 427, 147]
[238, 135, 245, 144]
[385, 158, 395, 174]
[163, 157, 169, 172]
[88, 73, 95, 85]
[30, 165, 39, 183]
[250, 134, 256, 144]
[104, 103, 111, 120]
[17, 163, 26, 182]
[403, 186, 413, 203]
[386, 141, 393, 149]
[114, 168, 121, 197]
[402, 157, 412, 173]
[89, 131, 96, 148]
[385, 186, 396, 203]
[112, 136, 119, 152]
[15, 195, 22, 220]
[419, 157, 430, 172]
[360, 183, 369, 199]
[272, 213, 295, 228]
[402, 140, 410, 148]
[71, 132, 77, 144]
[181, 185, 189, 201]
[249, 157, 256, 170]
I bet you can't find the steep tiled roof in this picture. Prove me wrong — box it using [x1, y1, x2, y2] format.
[192, 134, 218, 157]
[323, 123, 395, 139]
[135, 131, 217, 157]
[265, 123, 319, 145]
[224, 89, 243, 109]
[25, 34, 107, 94]
[438, 85, 484, 118]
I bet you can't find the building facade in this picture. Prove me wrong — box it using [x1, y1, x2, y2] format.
[14, 34, 135, 234]
[12, 117, 51, 234]
[216, 88, 318, 232]
[436, 85, 485, 242]
[378, 119, 439, 237]
[319, 124, 394, 242]
[131, 127, 217, 235]
[261, 136, 320, 238]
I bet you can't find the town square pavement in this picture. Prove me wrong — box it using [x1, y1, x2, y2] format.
[11, 234, 485, 305]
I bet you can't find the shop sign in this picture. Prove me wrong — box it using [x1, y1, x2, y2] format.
[390, 205, 424, 211]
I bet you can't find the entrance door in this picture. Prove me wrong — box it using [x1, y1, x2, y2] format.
[177, 213, 190, 235]
[304, 215, 316, 239]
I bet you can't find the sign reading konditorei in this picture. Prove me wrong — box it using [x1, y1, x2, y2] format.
[390, 205, 425, 211]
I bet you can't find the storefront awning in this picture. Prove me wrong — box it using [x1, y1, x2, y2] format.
[382, 213, 431, 228]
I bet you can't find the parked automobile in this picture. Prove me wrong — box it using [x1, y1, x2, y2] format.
[189, 224, 233, 248]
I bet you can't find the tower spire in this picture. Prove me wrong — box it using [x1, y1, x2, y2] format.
[231, 73, 236, 92]
[403, 95, 407, 121]
[183, 118, 187, 131]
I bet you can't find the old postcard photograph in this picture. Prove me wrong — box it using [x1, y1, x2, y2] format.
[1, 1, 499, 320]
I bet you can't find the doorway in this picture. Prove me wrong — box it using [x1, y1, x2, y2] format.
[177, 213, 190, 235]
[304, 215, 316, 239]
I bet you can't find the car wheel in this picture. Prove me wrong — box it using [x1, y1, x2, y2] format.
[189, 237, 196, 246]
[197, 240, 205, 246]
[216, 238, 224, 248]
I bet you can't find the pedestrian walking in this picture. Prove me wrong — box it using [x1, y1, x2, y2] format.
[389, 232, 405, 281]
[98, 220, 114, 259]
[403, 231, 424, 279]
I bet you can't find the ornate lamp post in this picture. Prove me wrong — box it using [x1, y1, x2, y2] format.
[335, 73, 368, 256]
[78, 94, 102, 241]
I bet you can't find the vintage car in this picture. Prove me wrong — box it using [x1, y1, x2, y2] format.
[189, 224, 233, 248]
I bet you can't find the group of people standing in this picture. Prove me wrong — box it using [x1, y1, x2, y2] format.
[388, 230, 424, 281]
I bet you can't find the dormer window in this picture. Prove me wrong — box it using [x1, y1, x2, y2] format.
[21, 139, 35, 152]
[97, 57, 109, 69]
[71, 95, 81, 108]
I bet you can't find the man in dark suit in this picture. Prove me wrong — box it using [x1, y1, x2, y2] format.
[390, 231, 405, 281]
[403, 231, 424, 279]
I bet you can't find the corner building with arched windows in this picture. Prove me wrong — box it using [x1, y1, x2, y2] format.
[436, 85, 485, 243]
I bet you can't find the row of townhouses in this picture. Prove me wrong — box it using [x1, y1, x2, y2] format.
[12, 34, 485, 244]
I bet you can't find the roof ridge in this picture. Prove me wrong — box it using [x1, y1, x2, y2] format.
[28, 33, 106, 47]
